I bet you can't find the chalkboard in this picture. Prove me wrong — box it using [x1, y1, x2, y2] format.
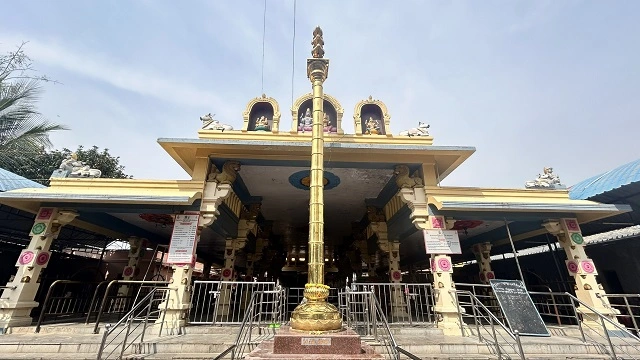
[489, 279, 550, 337]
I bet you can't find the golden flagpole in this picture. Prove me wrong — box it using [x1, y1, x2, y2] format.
[290, 26, 342, 332]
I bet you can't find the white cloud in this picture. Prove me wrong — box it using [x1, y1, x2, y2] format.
[0, 35, 223, 109]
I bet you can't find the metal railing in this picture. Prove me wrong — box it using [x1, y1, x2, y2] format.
[351, 282, 435, 325]
[602, 294, 640, 336]
[190, 280, 277, 325]
[568, 293, 640, 360]
[35, 280, 107, 332]
[453, 289, 525, 359]
[91, 280, 169, 334]
[343, 287, 422, 359]
[213, 287, 286, 360]
[96, 286, 173, 360]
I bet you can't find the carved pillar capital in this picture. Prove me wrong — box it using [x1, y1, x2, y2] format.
[199, 183, 232, 228]
[542, 220, 563, 235]
[368, 221, 389, 253]
[399, 187, 430, 230]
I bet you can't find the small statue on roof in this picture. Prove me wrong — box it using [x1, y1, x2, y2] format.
[525, 167, 566, 189]
[200, 113, 233, 131]
[51, 153, 102, 179]
[311, 26, 325, 59]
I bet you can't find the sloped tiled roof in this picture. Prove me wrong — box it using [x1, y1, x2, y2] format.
[570, 158, 640, 200]
[0, 167, 45, 192]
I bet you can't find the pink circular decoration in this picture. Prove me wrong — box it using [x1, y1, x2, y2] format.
[438, 258, 452, 272]
[486, 271, 495, 280]
[392, 271, 402, 281]
[35, 252, 50, 266]
[567, 261, 579, 273]
[19, 251, 35, 265]
[123, 266, 134, 277]
[479, 272, 486, 282]
[581, 261, 595, 274]
[222, 268, 232, 278]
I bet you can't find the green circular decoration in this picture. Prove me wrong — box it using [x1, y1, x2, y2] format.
[32, 223, 47, 235]
[571, 233, 584, 245]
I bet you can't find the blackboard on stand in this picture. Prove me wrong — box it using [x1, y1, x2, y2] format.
[489, 279, 550, 337]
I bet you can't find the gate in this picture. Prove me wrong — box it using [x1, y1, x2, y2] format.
[352, 282, 435, 324]
[189, 281, 276, 324]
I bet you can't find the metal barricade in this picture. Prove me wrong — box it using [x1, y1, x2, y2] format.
[91, 280, 169, 334]
[35, 280, 107, 332]
[352, 283, 435, 325]
[189, 281, 276, 325]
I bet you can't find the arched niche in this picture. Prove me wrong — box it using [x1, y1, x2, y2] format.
[353, 96, 392, 136]
[242, 95, 281, 133]
[291, 93, 344, 135]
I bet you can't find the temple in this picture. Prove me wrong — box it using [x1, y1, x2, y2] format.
[0, 28, 636, 357]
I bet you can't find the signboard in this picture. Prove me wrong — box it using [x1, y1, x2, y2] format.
[166, 214, 199, 265]
[423, 229, 461, 254]
[489, 279, 550, 337]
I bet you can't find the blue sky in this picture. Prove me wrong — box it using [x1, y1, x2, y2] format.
[2, 0, 639, 187]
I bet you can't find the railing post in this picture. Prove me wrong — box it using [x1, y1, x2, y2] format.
[514, 330, 525, 360]
[570, 296, 587, 343]
[490, 311, 501, 359]
[96, 324, 110, 360]
[601, 316, 617, 359]
[35, 280, 62, 333]
[623, 296, 639, 334]
[471, 295, 482, 342]
[140, 289, 154, 344]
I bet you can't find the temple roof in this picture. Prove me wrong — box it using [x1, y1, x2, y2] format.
[0, 167, 45, 192]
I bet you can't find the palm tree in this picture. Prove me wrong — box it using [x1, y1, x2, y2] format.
[0, 44, 68, 170]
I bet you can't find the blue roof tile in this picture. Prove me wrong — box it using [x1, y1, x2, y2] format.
[0, 167, 46, 192]
[569, 158, 640, 200]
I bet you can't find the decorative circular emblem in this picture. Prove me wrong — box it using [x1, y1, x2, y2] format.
[289, 170, 340, 191]
[35, 252, 50, 266]
[581, 261, 595, 274]
[392, 271, 402, 281]
[19, 251, 35, 265]
[571, 233, 584, 245]
[486, 271, 495, 280]
[123, 266, 134, 277]
[438, 258, 452, 272]
[565, 219, 580, 232]
[567, 261, 579, 273]
[222, 268, 232, 278]
[31, 223, 47, 235]
[479, 272, 486, 282]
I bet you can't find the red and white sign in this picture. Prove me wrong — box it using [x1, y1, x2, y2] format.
[423, 229, 461, 254]
[166, 213, 199, 265]
[391, 270, 402, 281]
[37, 208, 55, 221]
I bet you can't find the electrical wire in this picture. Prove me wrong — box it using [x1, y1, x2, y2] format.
[260, 0, 267, 94]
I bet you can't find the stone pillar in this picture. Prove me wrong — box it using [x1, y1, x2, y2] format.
[117, 236, 144, 297]
[544, 219, 618, 325]
[472, 242, 494, 285]
[426, 215, 460, 335]
[395, 167, 462, 335]
[0, 207, 77, 329]
[202, 262, 212, 280]
[368, 206, 407, 319]
[158, 175, 234, 331]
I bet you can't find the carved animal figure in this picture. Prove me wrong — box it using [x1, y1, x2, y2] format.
[399, 122, 430, 137]
[208, 161, 241, 184]
[200, 113, 233, 131]
[394, 165, 423, 188]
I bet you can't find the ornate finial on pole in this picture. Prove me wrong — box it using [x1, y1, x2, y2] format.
[311, 26, 324, 58]
[290, 27, 341, 332]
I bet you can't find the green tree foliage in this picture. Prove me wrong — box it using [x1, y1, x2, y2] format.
[0, 42, 68, 169]
[6, 145, 133, 185]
